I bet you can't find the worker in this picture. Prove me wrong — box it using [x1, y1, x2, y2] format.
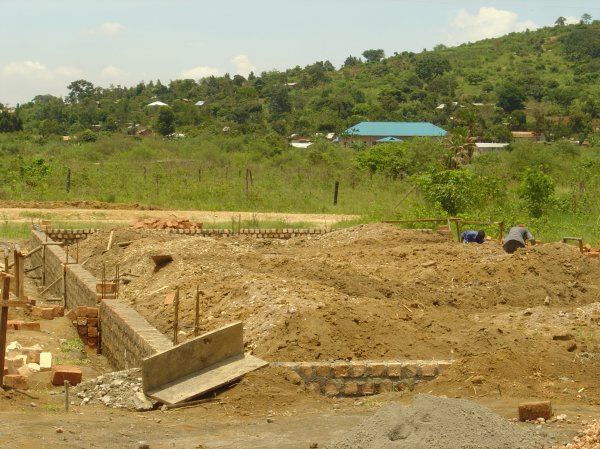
[461, 230, 486, 244]
[503, 225, 535, 254]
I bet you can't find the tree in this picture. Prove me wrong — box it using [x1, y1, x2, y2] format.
[581, 13, 592, 25]
[361, 49, 385, 63]
[415, 54, 451, 81]
[496, 81, 526, 113]
[555, 16, 567, 26]
[154, 106, 175, 136]
[444, 127, 476, 169]
[343, 55, 361, 67]
[519, 168, 555, 217]
[67, 79, 95, 104]
[267, 85, 292, 118]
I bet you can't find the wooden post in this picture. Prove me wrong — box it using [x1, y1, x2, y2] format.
[63, 264, 67, 308]
[66, 168, 71, 193]
[3, 250, 8, 274]
[64, 380, 70, 412]
[173, 288, 180, 345]
[42, 245, 46, 286]
[333, 180, 340, 206]
[115, 264, 119, 300]
[0, 275, 10, 388]
[194, 286, 200, 337]
[106, 231, 114, 252]
[14, 249, 24, 301]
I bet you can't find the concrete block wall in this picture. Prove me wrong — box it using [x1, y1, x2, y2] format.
[45, 228, 98, 245]
[274, 360, 453, 397]
[100, 300, 173, 370]
[30, 230, 173, 370]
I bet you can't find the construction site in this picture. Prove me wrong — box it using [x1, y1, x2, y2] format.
[1, 206, 600, 449]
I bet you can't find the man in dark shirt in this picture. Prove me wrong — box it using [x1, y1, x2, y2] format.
[461, 230, 486, 244]
[503, 225, 534, 254]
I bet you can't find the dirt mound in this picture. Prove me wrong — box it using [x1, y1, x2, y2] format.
[327, 394, 552, 449]
[72, 223, 600, 404]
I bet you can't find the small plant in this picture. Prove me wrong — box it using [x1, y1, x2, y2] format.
[60, 338, 84, 353]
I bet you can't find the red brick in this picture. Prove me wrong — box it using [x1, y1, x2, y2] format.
[31, 306, 54, 320]
[86, 337, 97, 347]
[86, 307, 98, 318]
[22, 347, 42, 364]
[361, 382, 375, 395]
[3, 374, 28, 390]
[315, 364, 331, 377]
[6, 356, 26, 374]
[17, 322, 41, 331]
[75, 306, 88, 317]
[369, 363, 386, 377]
[51, 365, 82, 386]
[65, 309, 77, 321]
[324, 381, 339, 397]
[76, 317, 88, 326]
[77, 325, 88, 337]
[351, 363, 367, 378]
[27, 296, 36, 306]
[87, 318, 98, 327]
[401, 363, 419, 379]
[297, 363, 314, 378]
[419, 363, 438, 378]
[3, 365, 7, 375]
[518, 401, 552, 422]
[333, 362, 350, 378]
[52, 306, 64, 318]
[87, 326, 98, 337]
[6, 320, 23, 330]
[387, 362, 402, 378]
[343, 381, 359, 396]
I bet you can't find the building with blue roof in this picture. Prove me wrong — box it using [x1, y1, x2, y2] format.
[341, 122, 447, 146]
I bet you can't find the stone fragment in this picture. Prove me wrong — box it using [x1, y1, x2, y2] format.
[518, 401, 552, 422]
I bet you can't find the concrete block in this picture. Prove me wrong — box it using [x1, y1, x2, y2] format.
[3, 374, 28, 390]
[39, 352, 52, 371]
[518, 401, 552, 422]
[16, 322, 41, 331]
[51, 365, 82, 386]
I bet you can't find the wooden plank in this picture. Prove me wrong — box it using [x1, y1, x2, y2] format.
[1, 300, 30, 307]
[146, 353, 268, 405]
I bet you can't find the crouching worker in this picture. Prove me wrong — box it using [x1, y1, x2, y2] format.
[461, 230, 486, 244]
[503, 225, 535, 254]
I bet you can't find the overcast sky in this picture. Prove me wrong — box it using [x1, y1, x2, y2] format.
[1, 0, 598, 105]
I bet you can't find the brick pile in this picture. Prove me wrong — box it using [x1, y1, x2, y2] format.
[66, 306, 99, 347]
[130, 217, 202, 230]
[3, 341, 52, 390]
[583, 242, 600, 257]
[31, 305, 64, 320]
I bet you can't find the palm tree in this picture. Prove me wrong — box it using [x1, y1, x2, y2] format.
[445, 127, 476, 169]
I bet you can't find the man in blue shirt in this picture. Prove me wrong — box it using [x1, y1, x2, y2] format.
[503, 225, 534, 254]
[461, 230, 486, 244]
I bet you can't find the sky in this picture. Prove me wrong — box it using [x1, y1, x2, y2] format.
[1, 0, 599, 106]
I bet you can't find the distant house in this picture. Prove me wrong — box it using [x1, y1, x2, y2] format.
[341, 122, 447, 146]
[147, 101, 168, 107]
[511, 131, 538, 140]
[475, 142, 510, 153]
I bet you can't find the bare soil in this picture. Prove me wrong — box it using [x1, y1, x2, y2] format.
[2, 205, 600, 448]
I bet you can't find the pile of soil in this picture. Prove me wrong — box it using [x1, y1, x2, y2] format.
[70, 223, 600, 403]
[327, 394, 553, 449]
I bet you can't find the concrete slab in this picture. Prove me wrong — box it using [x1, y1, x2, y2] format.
[142, 321, 268, 404]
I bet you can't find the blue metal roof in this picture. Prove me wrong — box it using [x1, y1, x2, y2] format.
[344, 122, 447, 137]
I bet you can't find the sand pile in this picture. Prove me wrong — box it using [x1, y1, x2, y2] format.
[328, 395, 553, 449]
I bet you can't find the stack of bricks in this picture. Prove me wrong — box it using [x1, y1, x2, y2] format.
[31, 305, 64, 320]
[3, 342, 52, 390]
[6, 320, 41, 331]
[274, 360, 453, 397]
[66, 306, 99, 347]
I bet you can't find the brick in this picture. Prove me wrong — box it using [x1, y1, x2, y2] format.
[379, 379, 393, 393]
[361, 381, 375, 395]
[419, 363, 438, 378]
[315, 364, 332, 377]
[333, 362, 350, 378]
[76, 317, 88, 326]
[351, 363, 367, 378]
[3, 374, 28, 390]
[306, 382, 321, 394]
[75, 306, 88, 317]
[52, 306, 64, 318]
[324, 381, 339, 397]
[88, 326, 98, 337]
[518, 401, 552, 422]
[87, 318, 98, 327]
[344, 381, 359, 396]
[22, 347, 42, 363]
[17, 322, 41, 332]
[6, 356, 27, 374]
[65, 309, 77, 321]
[17, 365, 32, 377]
[387, 362, 402, 378]
[369, 363, 386, 377]
[51, 365, 82, 386]
[86, 337, 97, 347]
[297, 363, 314, 379]
[39, 352, 52, 371]
[32, 306, 54, 320]
[6, 320, 23, 330]
[401, 363, 419, 379]
[3, 365, 7, 375]
[77, 325, 88, 337]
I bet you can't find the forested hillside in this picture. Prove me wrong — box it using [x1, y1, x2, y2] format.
[2, 20, 600, 142]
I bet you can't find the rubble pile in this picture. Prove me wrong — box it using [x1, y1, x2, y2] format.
[130, 217, 202, 230]
[552, 419, 600, 449]
[75, 368, 157, 411]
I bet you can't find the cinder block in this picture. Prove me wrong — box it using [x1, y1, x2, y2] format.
[17, 322, 41, 332]
[351, 363, 367, 378]
[518, 401, 552, 422]
[3, 374, 28, 390]
[51, 365, 82, 386]
[333, 362, 350, 378]
[39, 352, 52, 371]
[344, 381, 359, 395]
[387, 362, 402, 378]
[32, 306, 54, 320]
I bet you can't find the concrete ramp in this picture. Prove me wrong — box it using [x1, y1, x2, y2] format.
[142, 321, 268, 404]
